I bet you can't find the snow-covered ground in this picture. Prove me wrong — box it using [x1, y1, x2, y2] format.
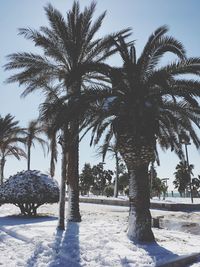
[81, 194, 200, 204]
[0, 202, 200, 267]
[152, 196, 200, 204]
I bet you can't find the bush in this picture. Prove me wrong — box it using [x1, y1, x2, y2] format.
[103, 185, 114, 197]
[0, 170, 59, 216]
[124, 187, 129, 196]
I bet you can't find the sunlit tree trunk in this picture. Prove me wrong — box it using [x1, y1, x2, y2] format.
[114, 152, 119, 198]
[119, 136, 155, 243]
[67, 120, 81, 222]
[27, 142, 31, 171]
[0, 156, 5, 185]
[50, 134, 56, 177]
[58, 128, 68, 230]
[66, 83, 81, 222]
[126, 163, 154, 242]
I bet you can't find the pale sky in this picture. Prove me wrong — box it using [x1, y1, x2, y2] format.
[1, 0, 200, 190]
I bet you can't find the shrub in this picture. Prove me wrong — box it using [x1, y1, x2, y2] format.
[103, 185, 114, 197]
[124, 186, 129, 196]
[0, 170, 59, 216]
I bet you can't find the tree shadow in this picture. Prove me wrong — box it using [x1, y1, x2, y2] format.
[49, 222, 81, 267]
[119, 241, 179, 266]
[139, 241, 179, 266]
[25, 222, 80, 267]
[0, 215, 57, 226]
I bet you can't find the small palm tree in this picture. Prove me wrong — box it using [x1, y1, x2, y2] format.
[0, 114, 26, 184]
[23, 120, 47, 171]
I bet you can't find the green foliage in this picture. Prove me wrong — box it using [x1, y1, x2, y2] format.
[173, 161, 193, 196]
[124, 187, 129, 196]
[151, 177, 168, 199]
[0, 114, 26, 183]
[0, 170, 59, 216]
[80, 163, 113, 195]
[79, 163, 94, 195]
[22, 120, 48, 170]
[103, 185, 114, 197]
[191, 177, 200, 197]
[91, 163, 113, 195]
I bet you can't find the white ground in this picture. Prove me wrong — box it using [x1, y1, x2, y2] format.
[0, 202, 200, 267]
[152, 196, 200, 204]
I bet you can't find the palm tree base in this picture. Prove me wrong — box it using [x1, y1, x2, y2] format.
[127, 206, 154, 243]
[67, 187, 81, 222]
[57, 224, 65, 231]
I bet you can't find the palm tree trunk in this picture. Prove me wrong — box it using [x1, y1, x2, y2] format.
[66, 81, 81, 222]
[114, 152, 119, 198]
[127, 163, 154, 242]
[118, 135, 155, 243]
[27, 144, 31, 171]
[57, 132, 68, 230]
[0, 157, 5, 185]
[50, 135, 56, 177]
[67, 120, 81, 222]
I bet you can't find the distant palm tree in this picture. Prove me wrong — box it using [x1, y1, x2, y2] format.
[5, 1, 130, 223]
[173, 161, 194, 197]
[23, 120, 47, 171]
[0, 114, 26, 184]
[44, 123, 58, 178]
[97, 142, 121, 198]
[74, 26, 200, 242]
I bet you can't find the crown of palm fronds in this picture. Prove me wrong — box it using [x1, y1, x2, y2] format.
[4, 1, 131, 95]
[65, 26, 200, 161]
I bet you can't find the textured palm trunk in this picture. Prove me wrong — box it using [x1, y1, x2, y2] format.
[114, 152, 119, 198]
[58, 140, 68, 230]
[66, 82, 81, 222]
[127, 164, 154, 242]
[50, 136, 56, 177]
[67, 120, 81, 222]
[0, 157, 5, 185]
[27, 144, 31, 171]
[118, 136, 155, 243]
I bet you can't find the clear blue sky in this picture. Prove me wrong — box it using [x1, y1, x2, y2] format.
[1, 0, 200, 189]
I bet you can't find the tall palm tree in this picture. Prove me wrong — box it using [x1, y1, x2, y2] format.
[74, 26, 200, 242]
[39, 91, 71, 230]
[4, 1, 130, 222]
[0, 114, 26, 184]
[23, 120, 47, 170]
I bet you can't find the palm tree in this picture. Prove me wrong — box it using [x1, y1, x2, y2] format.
[97, 142, 121, 198]
[44, 123, 58, 178]
[39, 91, 71, 230]
[5, 1, 130, 222]
[173, 161, 194, 197]
[75, 26, 200, 242]
[23, 120, 47, 170]
[0, 114, 26, 184]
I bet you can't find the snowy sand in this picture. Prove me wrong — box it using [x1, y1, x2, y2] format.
[0, 202, 200, 267]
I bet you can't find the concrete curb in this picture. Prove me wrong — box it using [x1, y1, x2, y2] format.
[75, 197, 200, 212]
[156, 252, 200, 267]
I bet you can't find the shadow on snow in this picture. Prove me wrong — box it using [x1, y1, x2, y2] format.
[49, 222, 81, 267]
[140, 241, 179, 266]
[0, 215, 57, 226]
